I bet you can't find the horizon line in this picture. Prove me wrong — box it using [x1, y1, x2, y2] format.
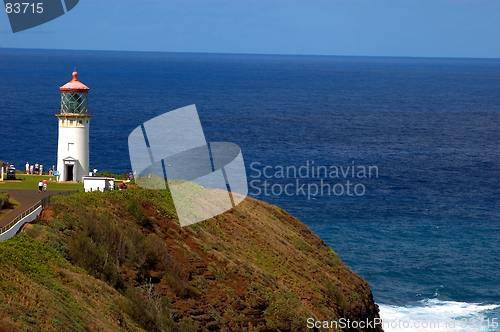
[1, 46, 499, 61]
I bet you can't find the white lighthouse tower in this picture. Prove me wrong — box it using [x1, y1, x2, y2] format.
[56, 71, 92, 182]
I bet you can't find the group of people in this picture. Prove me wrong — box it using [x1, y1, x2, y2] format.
[26, 162, 43, 175]
[38, 178, 48, 193]
[25, 162, 55, 179]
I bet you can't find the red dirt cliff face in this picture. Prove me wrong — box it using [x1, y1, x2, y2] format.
[32, 188, 383, 332]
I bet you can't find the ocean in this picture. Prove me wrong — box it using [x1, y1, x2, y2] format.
[1, 48, 499, 331]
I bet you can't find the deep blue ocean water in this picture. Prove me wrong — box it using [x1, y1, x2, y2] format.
[1, 49, 499, 331]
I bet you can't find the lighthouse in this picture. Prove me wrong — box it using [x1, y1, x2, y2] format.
[56, 71, 92, 182]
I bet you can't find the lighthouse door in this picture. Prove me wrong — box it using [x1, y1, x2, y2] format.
[66, 165, 74, 181]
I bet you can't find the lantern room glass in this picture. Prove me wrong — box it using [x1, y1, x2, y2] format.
[61, 92, 88, 114]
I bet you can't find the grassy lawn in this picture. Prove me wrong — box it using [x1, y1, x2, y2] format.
[0, 173, 84, 190]
[0, 198, 20, 221]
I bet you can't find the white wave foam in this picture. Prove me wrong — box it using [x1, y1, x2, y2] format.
[378, 299, 500, 332]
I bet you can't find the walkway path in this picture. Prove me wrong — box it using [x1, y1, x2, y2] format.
[0, 190, 62, 228]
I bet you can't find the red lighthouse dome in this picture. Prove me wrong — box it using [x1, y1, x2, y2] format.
[59, 71, 89, 93]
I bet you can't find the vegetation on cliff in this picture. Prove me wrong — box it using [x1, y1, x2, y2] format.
[0, 185, 382, 331]
[0, 191, 10, 210]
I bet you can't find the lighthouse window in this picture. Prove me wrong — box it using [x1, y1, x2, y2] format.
[70, 120, 73, 126]
[78, 120, 82, 125]
[62, 93, 85, 113]
[68, 94, 80, 110]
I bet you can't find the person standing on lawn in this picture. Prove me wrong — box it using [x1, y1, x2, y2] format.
[38, 180, 43, 193]
[42, 178, 48, 192]
[25, 162, 30, 174]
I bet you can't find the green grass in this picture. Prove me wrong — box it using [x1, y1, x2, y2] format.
[0, 174, 83, 190]
[0, 234, 149, 332]
[0, 198, 20, 221]
[3, 185, 379, 332]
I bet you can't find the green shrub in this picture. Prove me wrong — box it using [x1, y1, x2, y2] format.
[292, 238, 311, 254]
[67, 228, 126, 291]
[126, 198, 152, 228]
[266, 290, 303, 331]
[96, 171, 129, 180]
[145, 234, 171, 269]
[122, 286, 196, 332]
[25, 224, 43, 239]
[0, 190, 9, 210]
[325, 281, 349, 314]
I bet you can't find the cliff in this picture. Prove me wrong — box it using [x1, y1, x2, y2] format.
[0, 186, 382, 331]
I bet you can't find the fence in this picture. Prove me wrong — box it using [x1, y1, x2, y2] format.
[0, 191, 76, 238]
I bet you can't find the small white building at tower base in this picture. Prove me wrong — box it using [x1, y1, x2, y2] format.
[83, 177, 115, 192]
